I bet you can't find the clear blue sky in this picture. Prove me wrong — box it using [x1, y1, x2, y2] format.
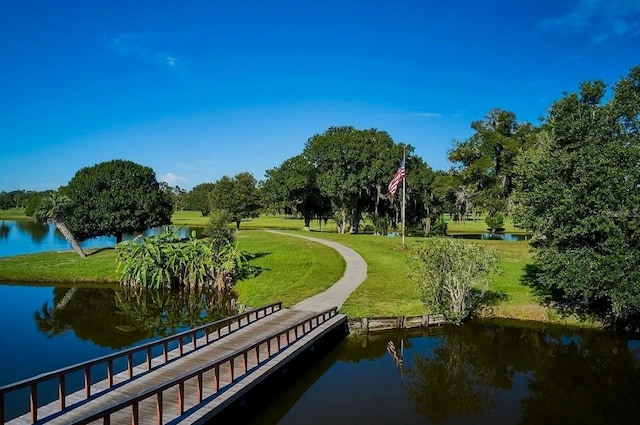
[1, 0, 639, 192]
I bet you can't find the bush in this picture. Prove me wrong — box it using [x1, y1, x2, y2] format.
[409, 238, 500, 324]
[485, 213, 504, 232]
[429, 220, 448, 236]
[204, 209, 235, 248]
[115, 229, 255, 290]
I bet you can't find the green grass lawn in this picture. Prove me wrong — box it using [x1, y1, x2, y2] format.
[234, 230, 344, 308]
[0, 211, 564, 324]
[0, 208, 28, 220]
[0, 248, 119, 283]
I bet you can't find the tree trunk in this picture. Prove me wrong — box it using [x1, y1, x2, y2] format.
[236, 220, 241, 231]
[116, 232, 123, 244]
[55, 287, 78, 310]
[303, 215, 311, 231]
[350, 208, 361, 234]
[53, 219, 86, 258]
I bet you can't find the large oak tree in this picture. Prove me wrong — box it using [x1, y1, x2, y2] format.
[63, 160, 173, 243]
[514, 66, 640, 329]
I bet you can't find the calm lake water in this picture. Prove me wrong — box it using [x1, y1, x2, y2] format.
[0, 283, 236, 421]
[247, 322, 640, 425]
[0, 219, 202, 258]
[450, 232, 530, 241]
[2, 281, 639, 424]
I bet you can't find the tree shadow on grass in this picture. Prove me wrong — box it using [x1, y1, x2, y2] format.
[249, 251, 271, 260]
[470, 288, 509, 319]
[519, 263, 560, 304]
[86, 247, 114, 256]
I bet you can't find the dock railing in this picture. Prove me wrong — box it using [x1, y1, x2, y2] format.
[0, 302, 282, 424]
[71, 307, 339, 425]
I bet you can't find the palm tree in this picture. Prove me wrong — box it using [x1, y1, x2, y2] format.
[35, 193, 86, 258]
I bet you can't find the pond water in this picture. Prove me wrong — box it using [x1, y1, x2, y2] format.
[450, 232, 530, 241]
[245, 321, 640, 425]
[0, 283, 236, 421]
[2, 281, 639, 424]
[0, 220, 203, 258]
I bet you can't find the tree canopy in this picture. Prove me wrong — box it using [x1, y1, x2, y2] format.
[514, 65, 640, 329]
[261, 154, 330, 230]
[63, 159, 173, 243]
[184, 183, 216, 215]
[209, 172, 260, 230]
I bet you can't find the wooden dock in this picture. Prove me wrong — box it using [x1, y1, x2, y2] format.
[0, 302, 347, 424]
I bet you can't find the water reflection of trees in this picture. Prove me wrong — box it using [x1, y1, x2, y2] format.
[402, 321, 640, 424]
[0, 221, 9, 240]
[404, 329, 495, 422]
[14, 220, 48, 242]
[34, 286, 237, 349]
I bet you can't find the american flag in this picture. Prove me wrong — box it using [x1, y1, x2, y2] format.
[388, 160, 405, 197]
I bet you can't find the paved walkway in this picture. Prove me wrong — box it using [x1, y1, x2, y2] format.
[265, 230, 367, 312]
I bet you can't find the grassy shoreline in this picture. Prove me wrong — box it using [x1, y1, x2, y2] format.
[0, 213, 587, 327]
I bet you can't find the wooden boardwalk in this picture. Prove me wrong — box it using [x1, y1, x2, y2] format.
[1, 303, 347, 425]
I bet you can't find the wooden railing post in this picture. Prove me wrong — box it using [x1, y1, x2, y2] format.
[178, 382, 185, 415]
[197, 373, 203, 403]
[128, 353, 134, 378]
[85, 366, 91, 398]
[163, 341, 169, 363]
[156, 392, 163, 425]
[30, 383, 37, 423]
[1, 390, 5, 425]
[107, 359, 114, 388]
[58, 374, 66, 410]
[132, 401, 139, 425]
[147, 347, 152, 370]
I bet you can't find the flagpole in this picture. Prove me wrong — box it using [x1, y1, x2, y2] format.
[402, 146, 406, 248]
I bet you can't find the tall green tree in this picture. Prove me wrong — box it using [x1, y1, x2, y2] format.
[448, 109, 536, 216]
[261, 154, 330, 230]
[63, 160, 173, 243]
[514, 66, 640, 329]
[0, 192, 12, 211]
[184, 183, 215, 215]
[209, 172, 260, 230]
[303, 126, 403, 233]
[399, 155, 437, 235]
[34, 193, 86, 257]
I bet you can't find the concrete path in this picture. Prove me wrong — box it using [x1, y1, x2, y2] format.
[265, 230, 367, 313]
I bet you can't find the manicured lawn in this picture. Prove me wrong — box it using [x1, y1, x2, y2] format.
[0, 208, 28, 220]
[0, 211, 562, 323]
[171, 210, 210, 227]
[234, 230, 344, 308]
[0, 248, 119, 283]
[173, 212, 544, 320]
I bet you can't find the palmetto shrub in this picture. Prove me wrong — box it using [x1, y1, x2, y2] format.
[116, 229, 255, 290]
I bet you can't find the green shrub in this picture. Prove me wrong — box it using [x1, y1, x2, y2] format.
[429, 220, 448, 236]
[115, 229, 255, 290]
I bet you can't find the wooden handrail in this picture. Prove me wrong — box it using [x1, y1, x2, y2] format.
[71, 307, 339, 425]
[0, 301, 282, 424]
